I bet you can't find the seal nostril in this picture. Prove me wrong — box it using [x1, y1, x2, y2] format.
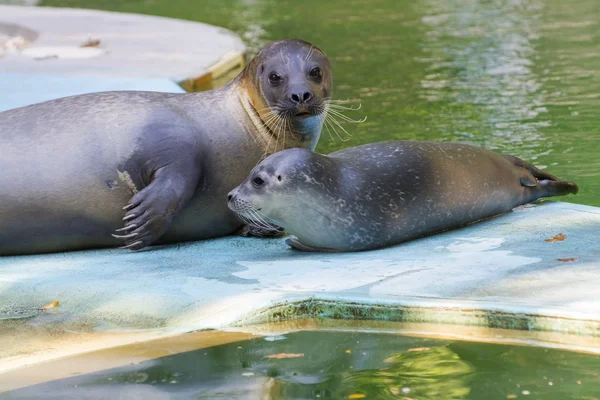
[227, 194, 233, 201]
[303, 92, 312, 102]
[291, 93, 300, 103]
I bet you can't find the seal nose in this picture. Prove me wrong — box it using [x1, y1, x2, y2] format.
[290, 91, 312, 104]
[227, 192, 235, 202]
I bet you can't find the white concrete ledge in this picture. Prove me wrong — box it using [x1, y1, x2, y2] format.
[0, 5, 245, 80]
[1, 201, 599, 371]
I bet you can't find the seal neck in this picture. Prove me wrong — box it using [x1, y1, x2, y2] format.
[238, 89, 280, 157]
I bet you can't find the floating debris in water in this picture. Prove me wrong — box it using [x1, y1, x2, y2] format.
[264, 335, 286, 342]
[265, 353, 304, 359]
[408, 347, 431, 352]
[557, 257, 577, 262]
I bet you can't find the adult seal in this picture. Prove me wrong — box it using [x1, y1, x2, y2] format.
[227, 141, 579, 252]
[0, 39, 333, 255]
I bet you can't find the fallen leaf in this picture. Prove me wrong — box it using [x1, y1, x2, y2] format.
[345, 349, 352, 354]
[81, 38, 101, 48]
[557, 257, 577, 262]
[408, 347, 430, 352]
[545, 233, 566, 242]
[40, 301, 59, 310]
[506, 395, 517, 399]
[348, 394, 365, 399]
[265, 353, 304, 359]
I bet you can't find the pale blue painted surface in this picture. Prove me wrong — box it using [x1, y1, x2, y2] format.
[0, 73, 185, 111]
[1, 202, 599, 334]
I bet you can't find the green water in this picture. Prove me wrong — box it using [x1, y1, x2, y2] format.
[5, 330, 600, 399]
[41, 0, 600, 206]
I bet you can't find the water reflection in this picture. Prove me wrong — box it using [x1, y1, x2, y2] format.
[418, 0, 549, 161]
[40, 0, 600, 205]
[4, 330, 600, 399]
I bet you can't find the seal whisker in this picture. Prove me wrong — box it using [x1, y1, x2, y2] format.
[323, 117, 337, 144]
[249, 209, 280, 232]
[325, 98, 360, 105]
[234, 212, 252, 227]
[325, 115, 350, 142]
[325, 113, 353, 141]
[327, 108, 367, 124]
[326, 103, 363, 112]
[304, 45, 314, 61]
[242, 209, 270, 230]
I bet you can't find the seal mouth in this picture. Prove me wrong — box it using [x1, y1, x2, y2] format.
[294, 112, 312, 119]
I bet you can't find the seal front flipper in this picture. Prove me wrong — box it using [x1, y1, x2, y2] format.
[113, 156, 202, 251]
[285, 238, 341, 253]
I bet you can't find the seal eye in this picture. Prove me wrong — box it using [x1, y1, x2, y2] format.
[309, 67, 323, 81]
[268, 73, 282, 85]
[253, 176, 265, 187]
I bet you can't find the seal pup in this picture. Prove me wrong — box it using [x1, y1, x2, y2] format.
[227, 141, 578, 252]
[0, 39, 332, 255]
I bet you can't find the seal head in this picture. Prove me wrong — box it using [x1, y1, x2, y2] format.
[240, 40, 332, 151]
[227, 148, 339, 246]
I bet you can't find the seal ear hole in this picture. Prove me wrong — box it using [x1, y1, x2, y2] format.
[259, 64, 265, 75]
[277, 175, 282, 181]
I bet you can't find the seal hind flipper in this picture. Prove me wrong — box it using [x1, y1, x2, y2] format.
[285, 238, 341, 253]
[537, 179, 579, 197]
[504, 154, 579, 199]
[504, 154, 559, 181]
[113, 155, 202, 250]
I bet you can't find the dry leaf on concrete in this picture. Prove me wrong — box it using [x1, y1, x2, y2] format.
[40, 301, 59, 310]
[545, 233, 566, 242]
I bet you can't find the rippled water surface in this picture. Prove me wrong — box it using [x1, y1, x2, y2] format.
[5, 329, 600, 399]
[42, 0, 600, 205]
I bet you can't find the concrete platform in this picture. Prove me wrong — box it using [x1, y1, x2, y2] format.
[1, 201, 599, 373]
[0, 72, 185, 111]
[0, 5, 246, 101]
